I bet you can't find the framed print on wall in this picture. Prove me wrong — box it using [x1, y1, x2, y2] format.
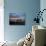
[9, 12, 26, 25]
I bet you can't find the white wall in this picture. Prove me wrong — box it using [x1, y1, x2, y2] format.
[0, 0, 4, 42]
[40, 0, 46, 27]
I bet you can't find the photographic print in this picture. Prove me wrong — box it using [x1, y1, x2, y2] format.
[9, 12, 25, 25]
